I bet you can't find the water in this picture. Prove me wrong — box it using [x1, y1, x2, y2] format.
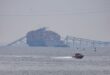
[0, 47, 110, 75]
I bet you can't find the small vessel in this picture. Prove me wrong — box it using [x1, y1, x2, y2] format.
[72, 53, 84, 59]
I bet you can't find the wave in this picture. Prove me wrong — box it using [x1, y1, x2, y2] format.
[51, 56, 72, 59]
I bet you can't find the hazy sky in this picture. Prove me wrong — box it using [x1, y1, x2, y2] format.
[0, 0, 110, 45]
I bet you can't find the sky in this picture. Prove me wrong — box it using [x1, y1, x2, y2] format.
[0, 0, 110, 45]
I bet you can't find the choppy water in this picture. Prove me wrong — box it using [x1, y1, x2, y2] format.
[0, 47, 110, 75]
[0, 55, 110, 75]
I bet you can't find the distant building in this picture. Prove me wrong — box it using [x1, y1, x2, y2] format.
[26, 27, 67, 47]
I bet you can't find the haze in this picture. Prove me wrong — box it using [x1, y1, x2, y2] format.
[0, 0, 110, 45]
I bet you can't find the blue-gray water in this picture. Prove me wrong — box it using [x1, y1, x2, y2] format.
[0, 47, 110, 75]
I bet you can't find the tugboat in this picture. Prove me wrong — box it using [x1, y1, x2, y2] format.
[72, 53, 84, 59]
